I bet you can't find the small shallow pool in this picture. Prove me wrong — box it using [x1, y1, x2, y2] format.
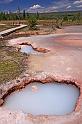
[20, 45, 40, 54]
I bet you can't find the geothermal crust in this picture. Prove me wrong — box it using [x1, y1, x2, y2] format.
[0, 33, 82, 124]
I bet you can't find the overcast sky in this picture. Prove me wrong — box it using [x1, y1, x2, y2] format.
[0, 0, 82, 12]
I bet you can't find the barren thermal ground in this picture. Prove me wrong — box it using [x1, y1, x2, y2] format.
[0, 30, 81, 124]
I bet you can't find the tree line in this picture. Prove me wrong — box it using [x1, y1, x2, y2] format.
[0, 10, 40, 20]
[0, 9, 81, 21]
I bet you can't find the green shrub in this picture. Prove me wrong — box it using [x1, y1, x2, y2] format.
[28, 16, 37, 30]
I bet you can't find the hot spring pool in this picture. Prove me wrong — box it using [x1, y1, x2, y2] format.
[3, 82, 80, 116]
[20, 45, 40, 54]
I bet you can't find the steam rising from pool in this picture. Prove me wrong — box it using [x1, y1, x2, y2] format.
[4, 83, 79, 115]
